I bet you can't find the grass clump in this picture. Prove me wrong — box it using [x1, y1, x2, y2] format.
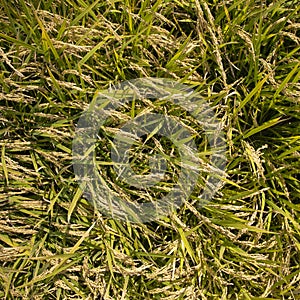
[0, 0, 300, 299]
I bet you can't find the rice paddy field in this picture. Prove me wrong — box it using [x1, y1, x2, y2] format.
[0, 0, 300, 299]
